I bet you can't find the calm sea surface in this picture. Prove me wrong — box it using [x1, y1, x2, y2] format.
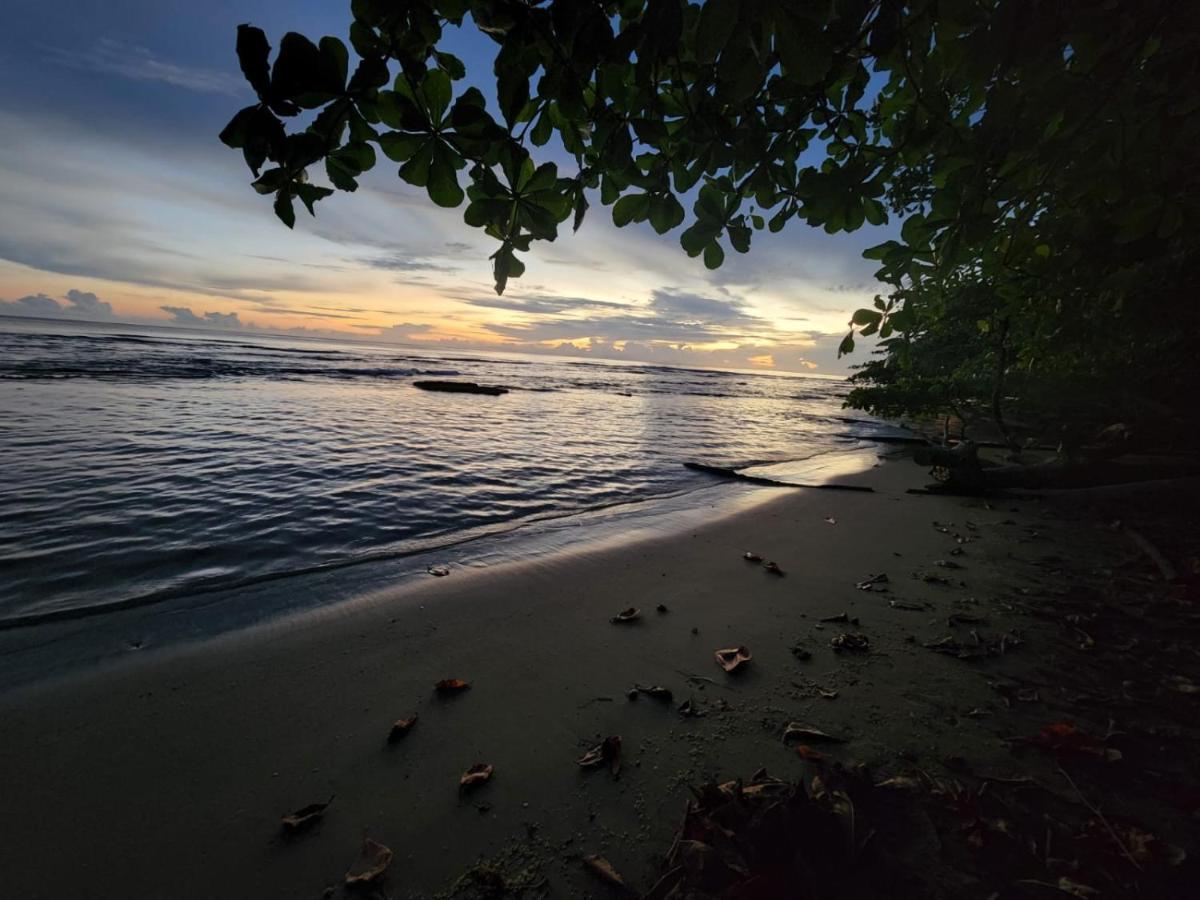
[0, 316, 873, 628]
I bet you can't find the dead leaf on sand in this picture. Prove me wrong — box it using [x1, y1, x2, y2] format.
[856, 573, 889, 591]
[782, 722, 844, 743]
[889, 600, 929, 611]
[875, 775, 923, 791]
[743, 551, 763, 562]
[344, 837, 393, 886]
[1014, 723, 1122, 762]
[830, 632, 870, 652]
[934, 559, 963, 569]
[435, 678, 471, 694]
[427, 564, 450, 577]
[714, 646, 752, 673]
[582, 855, 628, 890]
[280, 795, 334, 833]
[387, 715, 418, 743]
[678, 698, 704, 718]
[610, 607, 641, 623]
[763, 560, 785, 575]
[577, 736, 622, 776]
[793, 744, 826, 761]
[460, 763, 494, 790]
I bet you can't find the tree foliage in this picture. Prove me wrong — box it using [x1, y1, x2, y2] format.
[220, 0, 1200, 435]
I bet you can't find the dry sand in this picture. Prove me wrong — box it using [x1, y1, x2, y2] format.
[0, 456, 1192, 898]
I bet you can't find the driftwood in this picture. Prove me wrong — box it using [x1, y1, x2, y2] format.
[413, 380, 508, 396]
[684, 462, 874, 492]
[913, 440, 1200, 492]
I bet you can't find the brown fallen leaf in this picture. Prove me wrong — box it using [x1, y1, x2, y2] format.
[610, 607, 641, 623]
[782, 722, 844, 743]
[856, 573, 889, 591]
[280, 795, 334, 833]
[460, 762, 494, 790]
[435, 678, 471, 694]
[677, 698, 703, 718]
[577, 735, 622, 776]
[830, 632, 870, 652]
[714, 646, 752, 673]
[875, 776, 922, 791]
[344, 837, 393, 886]
[582, 854, 628, 890]
[387, 715, 418, 743]
[793, 744, 826, 761]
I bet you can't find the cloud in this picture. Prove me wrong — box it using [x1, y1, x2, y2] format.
[45, 38, 245, 96]
[361, 255, 460, 273]
[0, 288, 115, 319]
[160, 305, 242, 328]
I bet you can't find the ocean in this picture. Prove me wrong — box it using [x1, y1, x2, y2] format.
[0, 316, 883, 658]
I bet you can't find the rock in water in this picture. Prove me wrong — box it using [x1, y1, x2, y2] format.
[413, 380, 508, 396]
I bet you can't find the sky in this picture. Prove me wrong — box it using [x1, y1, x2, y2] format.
[0, 1, 891, 374]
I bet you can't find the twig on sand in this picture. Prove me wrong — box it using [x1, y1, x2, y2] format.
[1121, 526, 1178, 582]
[1056, 764, 1141, 871]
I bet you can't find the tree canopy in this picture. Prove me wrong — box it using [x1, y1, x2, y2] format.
[220, 0, 1200, 440]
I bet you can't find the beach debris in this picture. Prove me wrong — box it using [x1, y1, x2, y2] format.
[949, 546, 965, 556]
[823, 516, 837, 525]
[634, 684, 674, 701]
[947, 613, 986, 627]
[582, 855, 628, 890]
[783, 722, 844, 743]
[678, 698, 704, 718]
[821, 612, 860, 625]
[915, 571, 954, 585]
[1167, 675, 1200, 694]
[413, 379, 508, 396]
[794, 744, 826, 761]
[1012, 723, 1122, 762]
[427, 564, 450, 577]
[875, 775, 923, 791]
[280, 795, 334, 833]
[889, 600, 930, 612]
[790, 642, 812, 661]
[387, 715, 418, 743]
[856, 573, 889, 591]
[655, 603, 669, 613]
[610, 607, 641, 624]
[743, 551, 763, 562]
[576, 735, 622, 776]
[763, 560, 785, 575]
[344, 838, 393, 887]
[934, 559, 963, 569]
[924, 631, 1019, 659]
[435, 678, 471, 694]
[714, 646, 752, 673]
[830, 632, 870, 653]
[460, 762, 495, 790]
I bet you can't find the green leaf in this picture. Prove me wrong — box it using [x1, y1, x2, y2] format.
[378, 131, 424, 162]
[703, 241, 725, 269]
[851, 308, 882, 327]
[422, 68, 453, 121]
[648, 194, 685, 234]
[435, 51, 466, 80]
[613, 193, 651, 227]
[273, 190, 296, 228]
[235, 24, 272, 97]
[399, 142, 435, 187]
[427, 143, 464, 207]
[837, 332, 854, 357]
[694, 0, 737, 63]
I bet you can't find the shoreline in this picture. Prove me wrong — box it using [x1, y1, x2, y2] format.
[3, 456, 1195, 898]
[0, 444, 883, 692]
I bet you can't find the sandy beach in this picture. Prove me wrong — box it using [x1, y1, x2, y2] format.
[2, 456, 1196, 898]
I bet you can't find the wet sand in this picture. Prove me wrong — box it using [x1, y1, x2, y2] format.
[1, 457, 1190, 898]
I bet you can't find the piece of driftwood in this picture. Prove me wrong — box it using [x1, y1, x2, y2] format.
[683, 462, 874, 492]
[413, 380, 508, 396]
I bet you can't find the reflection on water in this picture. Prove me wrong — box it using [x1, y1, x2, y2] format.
[0, 317, 870, 624]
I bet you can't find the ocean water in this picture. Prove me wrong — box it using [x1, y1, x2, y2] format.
[0, 316, 877, 631]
